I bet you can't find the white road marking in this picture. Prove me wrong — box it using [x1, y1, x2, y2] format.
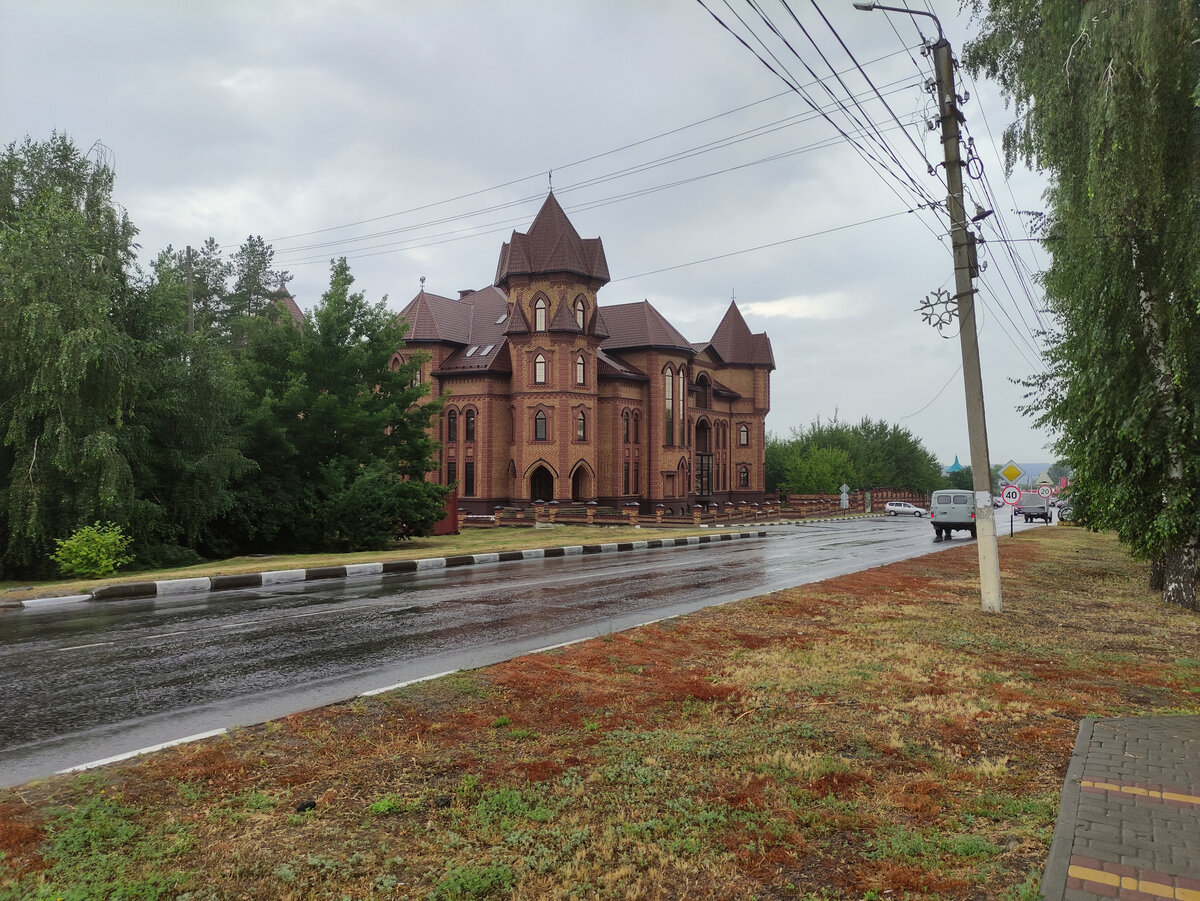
[56, 728, 229, 774]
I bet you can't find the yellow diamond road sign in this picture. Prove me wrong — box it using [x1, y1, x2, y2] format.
[1000, 460, 1024, 484]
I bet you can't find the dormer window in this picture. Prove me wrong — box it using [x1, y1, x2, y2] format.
[534, 297, 547, 331]
[574, 297, 586, 328]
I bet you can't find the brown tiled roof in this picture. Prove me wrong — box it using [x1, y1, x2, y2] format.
[428, 286, 514, 374]
[705, 301, 775, 369]
[596, 348, 647, 381]
[548, 300, 584, 333]
[268, 285, 305, 327]
[494, 194, 610, 287]
[599, 300, 696, 355]
[397, 290, 472, 344]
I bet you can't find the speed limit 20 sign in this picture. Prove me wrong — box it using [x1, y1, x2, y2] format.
[1001, 485, 1022, 506]
[1037, 485, 1053, 498]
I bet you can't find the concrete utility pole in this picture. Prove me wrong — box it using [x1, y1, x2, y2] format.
[857, 2, 1002, 613]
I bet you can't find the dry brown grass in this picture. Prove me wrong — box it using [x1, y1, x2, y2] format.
[1, 527, 1197, 900]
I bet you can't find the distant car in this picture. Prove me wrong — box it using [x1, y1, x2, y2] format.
[884, 501, 927, 517]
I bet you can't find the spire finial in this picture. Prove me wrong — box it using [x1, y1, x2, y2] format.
[548, 169, 553, 193]
[420, 275, 426, 292]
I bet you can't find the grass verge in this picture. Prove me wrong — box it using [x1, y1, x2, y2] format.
[1, 527, 1197, 899]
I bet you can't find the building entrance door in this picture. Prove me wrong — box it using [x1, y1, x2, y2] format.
[529, 467, 554, 503]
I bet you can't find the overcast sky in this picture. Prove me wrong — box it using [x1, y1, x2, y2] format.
[2, 0, 1057, 470]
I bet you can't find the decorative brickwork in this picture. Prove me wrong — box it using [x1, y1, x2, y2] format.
[397, 195, 774, 514]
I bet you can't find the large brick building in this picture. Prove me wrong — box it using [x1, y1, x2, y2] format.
[394, 194, 773, 515]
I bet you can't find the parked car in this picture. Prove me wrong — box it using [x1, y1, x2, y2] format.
[884, 501, 927, 517]
[929, 491, 975, 541]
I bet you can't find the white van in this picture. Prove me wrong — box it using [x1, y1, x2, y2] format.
[930, 490, 976, 541]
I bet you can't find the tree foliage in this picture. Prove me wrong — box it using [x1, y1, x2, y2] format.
[0, 135, 246, 577]
[965, 1, 1200, 607]
[204, 258, 447, 555]
[765, 416, 943, 496]
[1, 134, 448, 577]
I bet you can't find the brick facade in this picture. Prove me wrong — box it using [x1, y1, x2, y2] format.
[394, 194, 774, 515]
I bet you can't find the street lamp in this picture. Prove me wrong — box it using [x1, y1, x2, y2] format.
[851, 2, 943, 40]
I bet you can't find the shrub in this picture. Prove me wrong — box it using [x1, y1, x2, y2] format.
[50, 521, 134, 578]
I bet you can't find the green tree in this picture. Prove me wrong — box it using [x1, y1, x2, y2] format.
[208, 257, 446, 554]
[944, 466, 974, 492]
[784, 445, 855, 495]
[966, 1, 1200, 609]
[0, 134, 245, 576]
[765, 416, 942, 496]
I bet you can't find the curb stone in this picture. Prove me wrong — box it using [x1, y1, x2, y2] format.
[8, 530, 769, 609]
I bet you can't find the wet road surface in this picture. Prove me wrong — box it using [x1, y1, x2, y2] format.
[0, 514, 1045, 785]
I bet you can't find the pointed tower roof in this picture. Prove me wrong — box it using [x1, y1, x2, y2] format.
[494, 194, 610, 288]
[396, 289, 472, 344]
[704, 301, 775, 369]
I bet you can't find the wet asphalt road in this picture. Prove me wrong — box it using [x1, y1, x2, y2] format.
[0, 513, 1046, 786]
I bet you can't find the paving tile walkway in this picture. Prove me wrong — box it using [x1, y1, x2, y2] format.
[1042, 715, 1200, 901]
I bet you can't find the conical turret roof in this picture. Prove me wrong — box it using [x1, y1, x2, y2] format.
[494, 194, 610, 287]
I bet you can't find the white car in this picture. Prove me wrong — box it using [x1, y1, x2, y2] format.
[884, 501, 927, 517]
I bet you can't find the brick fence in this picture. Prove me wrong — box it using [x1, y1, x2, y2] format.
[458, 488, 928, 529]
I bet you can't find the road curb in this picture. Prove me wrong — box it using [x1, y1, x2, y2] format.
[9, 531, 769, 609]
[1041, 717, 1094, 900]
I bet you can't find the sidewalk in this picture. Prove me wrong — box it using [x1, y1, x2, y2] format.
[1042, 715, 1200, 901]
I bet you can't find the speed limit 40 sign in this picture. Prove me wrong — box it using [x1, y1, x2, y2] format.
[1001, 485, 1022, 506]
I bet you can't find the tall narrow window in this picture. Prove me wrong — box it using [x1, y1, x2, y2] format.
[576, 353, 585, 385]
[447, 409, 458, 442]
[534, 354, 546, 384]
[664, 369, 674, 446]
[447, 460, 457, 487]
[465, 409, 476, 442]
[633, 412, 640, 444]
[573, 297, 586, 328]
[623, 461, 630, 494]
[464, 461, 475, 497]
[623, 411, 630, 444]
[534, 410, 547, 441]
[739, 466, 750, 488]
[534, 297, 547, 331]
[633, 460, 640, 493]
[679, 368, 686, 434]
[739, 424, 749, 446]
[576, 411, 586, 441]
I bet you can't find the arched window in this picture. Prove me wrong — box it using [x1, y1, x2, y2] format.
[573, 297, 586, 328]
[446, 409, 458, 442]
[465, 409, 476, 442]
[575, 353, 585, 386]
[664, 368, 674, 446]
[739, 424, 750, 446]
[534, 353, 547, 384]
[534, 410, 547, 441]
[534, 297, 547, 331]
[623, 411, 630, 444]
[576, 411, 586, 441]
[739, 465, 750, 488]
[633, 411, 640, 444]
